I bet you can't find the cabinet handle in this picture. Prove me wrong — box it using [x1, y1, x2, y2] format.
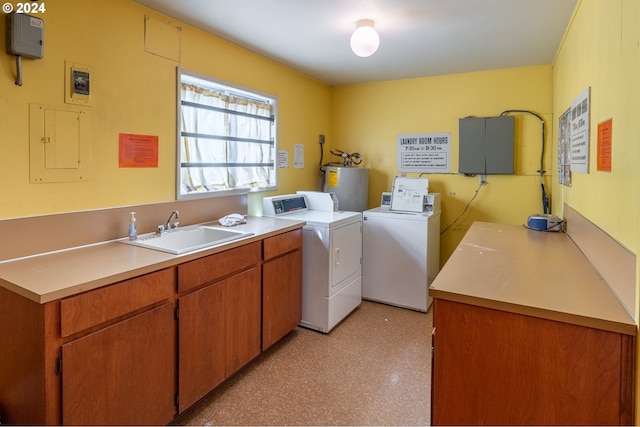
[335, 248, 340, 265]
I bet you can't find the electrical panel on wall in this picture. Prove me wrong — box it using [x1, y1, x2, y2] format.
[29, 104, 92, 183]
[459, 116, 514, 175]
[65, 61, 93, 106]
[6, 13, 44, 59]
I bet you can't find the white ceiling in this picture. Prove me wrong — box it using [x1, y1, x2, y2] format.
[134, 0, 578, 86]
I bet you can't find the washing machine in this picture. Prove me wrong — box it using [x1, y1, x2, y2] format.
[262, 192, 362, 333]
[362, 193, 441, 311]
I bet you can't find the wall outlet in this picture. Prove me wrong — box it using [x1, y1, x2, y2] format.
[479, 174, 487, 185]
[319, 134, 325, 144]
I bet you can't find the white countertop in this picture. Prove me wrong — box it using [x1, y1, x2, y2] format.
[0, 216, 305, 304]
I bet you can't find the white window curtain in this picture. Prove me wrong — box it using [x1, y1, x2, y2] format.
[179, 81, 275, 197]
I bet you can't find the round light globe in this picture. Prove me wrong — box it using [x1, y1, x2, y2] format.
[350, 20, 380, 57]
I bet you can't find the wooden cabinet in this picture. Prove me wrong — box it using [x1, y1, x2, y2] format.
[429, 222, 636, 426]
[0, 227, 304, 425]
[177, 243, 262, 412]
[62, 303, 175, 425]
[262, 229, 303, 350]
[0, 268, 176, 425]
[59, 268, 176, 425]
[432, 299, 635, 425]
[0, 286, 60, 424]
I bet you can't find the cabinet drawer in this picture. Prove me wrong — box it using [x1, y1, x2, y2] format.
[60, 267, 176, 338]
[178, 242, 261, 293]
[263, 229, 303, 261]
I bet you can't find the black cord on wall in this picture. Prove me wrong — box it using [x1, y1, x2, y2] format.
[500, 109, 549, 214]
[440, 181, 484, 235]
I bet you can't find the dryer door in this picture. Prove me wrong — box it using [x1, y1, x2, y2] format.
[329, 220, 362, 295]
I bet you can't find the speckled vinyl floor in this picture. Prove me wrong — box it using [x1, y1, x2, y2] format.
[173, 300, 433, 426]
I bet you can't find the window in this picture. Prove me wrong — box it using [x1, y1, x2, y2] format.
[177, 68, 277, 199]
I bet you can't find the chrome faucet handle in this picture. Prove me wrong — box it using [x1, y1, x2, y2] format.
[170, 221, 179, 229]
[165, 210, 180, 230]
[157, 225, 165, 234]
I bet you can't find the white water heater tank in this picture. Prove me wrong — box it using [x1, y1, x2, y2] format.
[324, 166, 369, 212]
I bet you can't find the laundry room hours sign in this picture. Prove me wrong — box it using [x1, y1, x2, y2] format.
[397, 133, 451, 173]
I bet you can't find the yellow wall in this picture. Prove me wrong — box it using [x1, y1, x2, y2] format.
[2, 0, 640, 419]
[1, 0, 554, 264]
[2, 1, 635, 307]
[332, 66, 554, 259]
[552, 0, 639, 254]
[552, 0, 640, 415]
[0, 0, 331, 218]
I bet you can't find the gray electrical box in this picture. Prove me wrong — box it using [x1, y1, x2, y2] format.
[458, 116, 514, 174]
[6, 13, 44, 59]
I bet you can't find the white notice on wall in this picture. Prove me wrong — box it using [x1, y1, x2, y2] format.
[277, 150, 289, 168]
[397, 133, 451, 173]
[570, 87, 590, 174]
[294, 143, 304, 168]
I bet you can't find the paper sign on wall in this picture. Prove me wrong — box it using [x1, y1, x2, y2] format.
[277, 150, 289, 168]
[597, 118, 612, 172]
[558, 108, 572, 187]
[294, 143, 304, 168]
[569, 87, 590, 174]
[119, 133, 158, 168]
[397, 133, 451, 173]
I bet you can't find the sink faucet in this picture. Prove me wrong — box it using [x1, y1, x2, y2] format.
[166, 210, 180, 230]
[157, 210, 180, 234]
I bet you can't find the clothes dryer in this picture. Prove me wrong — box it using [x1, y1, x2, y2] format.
[262, 193, 362, 332]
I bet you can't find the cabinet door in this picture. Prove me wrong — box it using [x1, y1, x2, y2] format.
[225, 267, 262, 376]
[178, 277, 225, 412]
[459, 116, 514, 174]
[178, 267, 261, 413]
[61, 303, 176, 426]
[432, 299, 628, 425]
[262, 249, 302, 350]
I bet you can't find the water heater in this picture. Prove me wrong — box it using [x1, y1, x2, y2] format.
[324, 166, 369, 212]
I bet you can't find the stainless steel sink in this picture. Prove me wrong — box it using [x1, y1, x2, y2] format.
[121, 225, 253, 254]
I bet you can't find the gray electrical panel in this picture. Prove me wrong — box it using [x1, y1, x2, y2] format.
[6, 13, 44, 59]
[458, 116, 514, 174]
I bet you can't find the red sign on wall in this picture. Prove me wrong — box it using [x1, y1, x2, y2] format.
[119, 133, 158, 168]
[597, 119, 612, 172]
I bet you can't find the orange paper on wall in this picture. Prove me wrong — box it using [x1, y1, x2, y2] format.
[597, 119, 612, 172]
[119, 133, 158, 168]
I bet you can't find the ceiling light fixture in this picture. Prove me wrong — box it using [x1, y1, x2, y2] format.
[350, 19, 380, 58]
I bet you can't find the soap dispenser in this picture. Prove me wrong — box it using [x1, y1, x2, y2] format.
[128, 212, 138, 241]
